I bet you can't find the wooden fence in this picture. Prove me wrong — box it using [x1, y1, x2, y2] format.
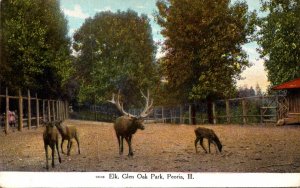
[127, 95, 284, 125]
[71, 94, 285, 125]
[213, 95, 281, 124]
[0, 88, 69, 134]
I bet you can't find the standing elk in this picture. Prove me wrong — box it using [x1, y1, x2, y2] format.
[43, 121, 62, 170]
[54, 120, 80, 156]
[108, 90, 153, 157]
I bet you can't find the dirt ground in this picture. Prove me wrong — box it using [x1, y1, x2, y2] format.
[0, 119, 300, 172]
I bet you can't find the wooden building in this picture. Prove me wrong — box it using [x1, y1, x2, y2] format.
[273, 77, 300, 125]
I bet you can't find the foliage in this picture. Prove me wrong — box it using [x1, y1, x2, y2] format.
[0, 0, 72, 98]
[256, 0, 300, 86]
[73, 10, 159, 106]
[255, 83, 263, 96]
[155, 0, 256, 103]
[237, 85, 256, 97]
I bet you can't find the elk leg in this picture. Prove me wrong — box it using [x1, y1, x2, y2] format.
[212, 141, 218, 153]
[129, 135, 134, 156]
[56, 140, 62, 163]
[200, 138, 208, 153]
[68, 140, 73, 156]
[75, 134, 80, 154]
[208, 140, 211, 153]
[126, 136, 133, 156]
[51, 145, 55, 168]
[67, 140, 71, 156]
[44, 144, 49, 170]
[61, 138, 65, 154]
[120, 136, 124, 155]
[116, 135, 121, 155]
[194, 137, 200, 153]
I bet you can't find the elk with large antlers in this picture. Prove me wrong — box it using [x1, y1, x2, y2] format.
[108, 90, 153, 156]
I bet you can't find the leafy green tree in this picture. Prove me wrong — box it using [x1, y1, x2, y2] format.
[0, 0, 72, 98]
[155, 0, 255, 123]
[73, 10, 159, 106]
[256, 0, 300, 86]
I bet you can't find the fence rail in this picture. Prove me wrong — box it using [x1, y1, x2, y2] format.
[0, 88, 69, 134]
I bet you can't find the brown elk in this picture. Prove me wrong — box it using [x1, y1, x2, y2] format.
[43, 121, 62, 170]
[55, 120, 80, 156]
[194, 127, 222, 153]
[108, 90, 153, 156]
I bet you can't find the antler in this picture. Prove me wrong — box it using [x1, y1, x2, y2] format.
[108, 91, 135, 117]
[108, 89, 154, 119]
[138, 89, 154, 118]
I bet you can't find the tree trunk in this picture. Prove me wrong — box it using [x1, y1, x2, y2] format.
[191, 103, 196, 125]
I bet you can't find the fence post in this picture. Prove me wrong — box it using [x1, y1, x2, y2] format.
[36, 93, 39, 128]
[275, 95, 279, 122]
[212, 102, 216, 124]
[226, 100, 230, 124]
[5, 87, 9, 134]
[61, 101, 63, 120]
[153, 108, 157, 122]
[59, 101, 61, 120]
[162, 106, 165, 123]
[57, 100, 60, 121]
[64, 101, 66, 119]
[169, 109, 172, 123]
[58, 101, 61, 120]
[52, 100, 55, 121]
[180, 105, 183, 124]
[59, 101, 65, 120]
[27, 89, 31, 129]
[48, 100, 51, 122]
[18, 89, 23, 131]
[60, 101, 63, 120]
[260, 96, 264, 124]
[42, 100, 46, 123]
[189, 104, 192, 125]
[67, 101, 70, 119]
[242, 99, 247, 124]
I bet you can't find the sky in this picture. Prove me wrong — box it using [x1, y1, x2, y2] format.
[60, 0, 269, 91]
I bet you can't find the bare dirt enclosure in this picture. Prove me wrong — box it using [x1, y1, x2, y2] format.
[0, 120, 300, 172]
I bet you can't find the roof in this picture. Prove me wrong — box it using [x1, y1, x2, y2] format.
[272, 77, 300, 90]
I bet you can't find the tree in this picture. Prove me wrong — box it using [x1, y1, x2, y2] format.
[237, 85, 256, 97]
[256, 0, 300, 86]
[155, 0, 255, 123]
[73, 10, 159, 106]
[255, 83, 263, 96]
[0, 0, 72, 98]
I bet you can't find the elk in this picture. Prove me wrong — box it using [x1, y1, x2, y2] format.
[54, 120, 80, 156]
[194, 127, 222, 153]
[108, 90, 153, 156]
[43, 121, 62, 170]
